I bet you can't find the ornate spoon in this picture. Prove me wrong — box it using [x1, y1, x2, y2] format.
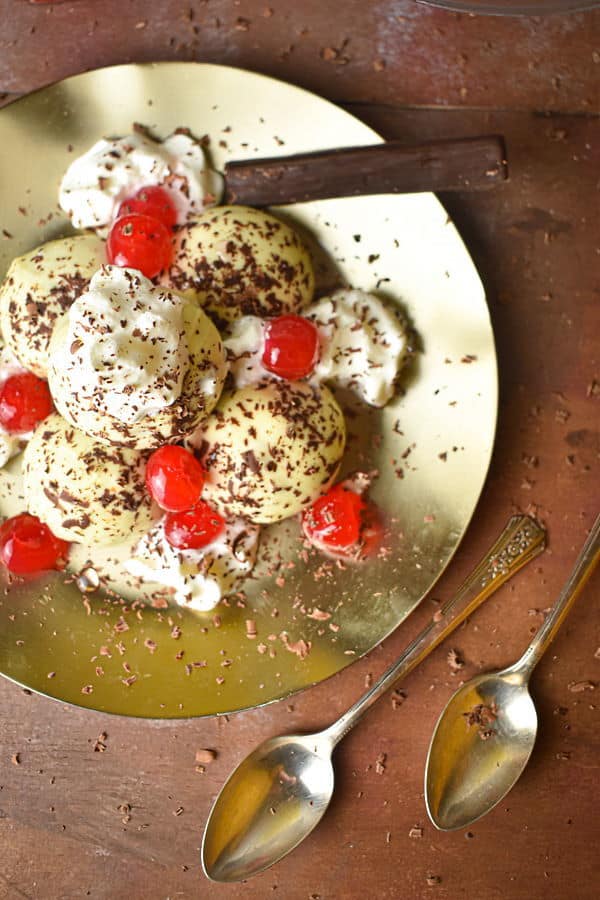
[425, 513, 600, 831]
[202, 514, 544, 882]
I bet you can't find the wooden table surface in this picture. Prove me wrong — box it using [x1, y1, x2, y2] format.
[0, 2, 599, 898]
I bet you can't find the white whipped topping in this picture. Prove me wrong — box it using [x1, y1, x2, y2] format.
[52, 266, 188, 425]
[223, 315, 267, 389]
[0, 343, 33, 467]
[125, 517, 260, 612]
[307, 289, 408, 407]
[224, 290, 407, 407]
[59, 131, 223, 230]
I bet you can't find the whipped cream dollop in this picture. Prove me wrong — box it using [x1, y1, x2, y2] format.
[125, 517, 261, 612]
[59, 131, 223, 230]
[223, 315, 268, 389]
[306, 290, 408, 407]
[50, 266, 188, 425]
[224, 289, 408, 407]
[0, 342, 32, 467]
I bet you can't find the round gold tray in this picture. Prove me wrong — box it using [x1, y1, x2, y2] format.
[0, 63, 497, 717]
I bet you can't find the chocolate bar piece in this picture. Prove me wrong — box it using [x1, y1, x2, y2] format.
[224, 136, 508, 207]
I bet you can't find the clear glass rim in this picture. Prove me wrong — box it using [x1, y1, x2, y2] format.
[417, 0, 600, 15]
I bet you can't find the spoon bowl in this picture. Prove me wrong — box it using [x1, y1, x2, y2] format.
[202, 733, 334, 882]
[425, 669, 537, 830]
[425, 513, 599, 832]
[200, 515, 546, 882]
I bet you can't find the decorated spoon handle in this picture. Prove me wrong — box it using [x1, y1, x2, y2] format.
[323, 514, 546, 747]
[509, 512, 600, 680]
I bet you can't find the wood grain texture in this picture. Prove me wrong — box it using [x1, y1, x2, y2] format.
[1, 2, 599, 898]
[0, 0, 599, 112]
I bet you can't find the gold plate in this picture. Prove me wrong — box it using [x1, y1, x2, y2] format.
[0, 63, 497, 718]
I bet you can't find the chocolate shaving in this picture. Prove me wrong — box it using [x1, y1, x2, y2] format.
[93, 732, 108, 753]
[391, 690, 406, 709]
[195, 748, 217, 765]
[281, 634, 312, 659]
[307, 608, 331, 621]
[463, 702, 498, 739]
[447, 649, 464, 672]
[375, 752, 387, 775]
[568, 680, 596, 693]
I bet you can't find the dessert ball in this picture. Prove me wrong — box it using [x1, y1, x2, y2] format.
[48, 266, 227, 450]
[0, 234, 106, 378]
[167, 205, 315, 324]
[189, 381, 346, 524]
[23, 412, 155, 545]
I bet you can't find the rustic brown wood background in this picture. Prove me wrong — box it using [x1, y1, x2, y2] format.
[0, 2, 599, 898]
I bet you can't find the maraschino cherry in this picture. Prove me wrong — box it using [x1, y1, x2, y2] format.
[164, 501, 225, 550]
[145, 445, 206, 512]
[107, 213, 172, 279]
[302, 484, 382, 560]
[0, 372, 54, 433]
[0, 513, 69, 575]
[116, 186, 178, 230]
[262, 315, 320, 381]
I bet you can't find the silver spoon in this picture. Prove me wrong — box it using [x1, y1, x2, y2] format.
[202, 514, 545, 882]
[425, 512, 600, 832]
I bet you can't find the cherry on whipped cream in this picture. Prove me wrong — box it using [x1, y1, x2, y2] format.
[0, 372, 54, 434]
[107, 213, 172, 279]
[164, 501, 225, 550]
[302, 484, 382, 559]
[116, 186, 178, 231]
[145, 444, 206, 512]
[0, 513, 70, 575]
[262, 314, 320, 381]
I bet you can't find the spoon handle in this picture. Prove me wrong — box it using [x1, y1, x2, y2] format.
[323, 514, 546, 747]
[509, 512, 600, 680]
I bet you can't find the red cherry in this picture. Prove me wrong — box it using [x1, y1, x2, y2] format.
[302, 484, 382, 559]
[164, 501, 225, 550]
[0, 513, 69, 575]
[116, 186, 178, 230]
[0, 372, 54, 434]
[262, 315, 320, 381]
[107, 213, 172, 279]
[145, 445, 206, 512]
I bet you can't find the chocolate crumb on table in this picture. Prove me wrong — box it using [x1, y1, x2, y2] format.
[391, 690, 406, 709]
[567, 680, 596, 692]
[93, 731, 108, 753]
[447, 648, 465, 672]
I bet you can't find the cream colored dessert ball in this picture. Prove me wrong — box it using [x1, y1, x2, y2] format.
[189, 381, 346, 524]
[0, 234, 106, 377]
[47, 266, 227, 450]
[23, 413, 155, 545]
[167, 205, 315, 323]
